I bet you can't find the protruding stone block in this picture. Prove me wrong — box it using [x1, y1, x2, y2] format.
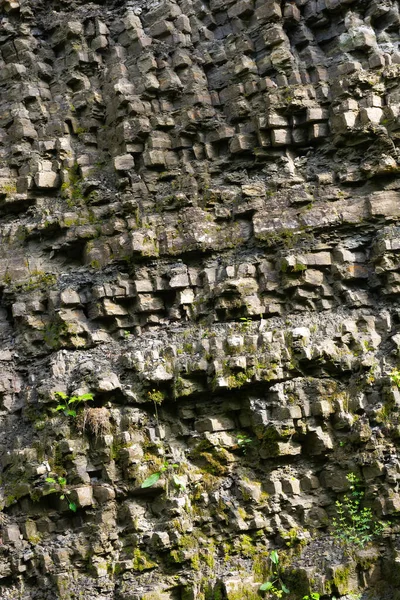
[114, 154, 135, 171]
[34, 172, 60, 188]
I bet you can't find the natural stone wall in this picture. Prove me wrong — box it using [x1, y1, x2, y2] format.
[0, 0, 400, 598]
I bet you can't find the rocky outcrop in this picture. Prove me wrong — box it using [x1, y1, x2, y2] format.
[1, 0, 400, 598]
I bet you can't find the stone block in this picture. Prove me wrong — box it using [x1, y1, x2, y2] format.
[178, 288, 194, 304]
[175, 14, 191, 33]
[264, 479, 282, 495]
[60, 289, 81, 306]
[223, 577, 259, 599]
[302, 269, 324, 286]
[276, 441, 302, 455]
[306, 107, 329, 122]
[360, 94, 383, 108]
[12, 302, 27, 317]
[119, 445, 144, 463]
[169, 271, 189, 288]
[134, 279, 153, 293]
[267, 111, 288, 128]
[271, 128, 291, 146]
[93, 485, 116, 503]
[304, 252, 331, 266]
[284, 3, 300, 20]
[242, 183, 266, 197]
[330, 111, 357, 133]
[369, 53, 385, 68]
[97, 373, 120, 391]
[309, 123, 329, 139]
[208, 125, 235, 142]
[305, 427, 333, 455]
[359, 107, 383, 125]
[282, 477, 301, 495]
[147, 132, 171, 150]
[255, 0, 282, 21]
[329, 563, 358, 595]
[114, 154, 135, 171]
[136, 294, 164, 312]
[70, 486, 93, 508]
[148, 20, 175, 38]
[195, 416, 235, 432]
[158, 68, 183, 92]
[368, 191, 400, 218]
[143, 150, 166, 167]
[234, 55, 257, 76]
[292, 128, 308, 144]
[91, 35, 108, 50]
[34, 172, 60, 188]
[11, 117, 37, 139]
[229, 134, 254, 154]
[3, 524, 21, 543]
[228, 0, 254, 18]
[103, 299, 128, 316]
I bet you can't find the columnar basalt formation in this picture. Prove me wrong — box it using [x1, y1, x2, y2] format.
[0, 0, 400, 598]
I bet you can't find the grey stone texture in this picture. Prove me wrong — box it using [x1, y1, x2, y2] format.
[0, 0, 400, 598]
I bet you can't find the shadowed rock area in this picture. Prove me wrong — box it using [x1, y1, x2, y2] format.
[0, 0, 400, 598]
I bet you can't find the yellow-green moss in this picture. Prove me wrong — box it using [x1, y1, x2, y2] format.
[132, 548, 157, 572]
[226, 368, 255, 389]
[332, 565, 352, 594]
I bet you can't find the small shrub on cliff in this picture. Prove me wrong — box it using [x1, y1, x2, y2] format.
[45, 475, 77, 512]
[332, 473, 386, 548]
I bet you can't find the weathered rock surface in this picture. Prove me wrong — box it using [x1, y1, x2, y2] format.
[0, 0, 400, 598]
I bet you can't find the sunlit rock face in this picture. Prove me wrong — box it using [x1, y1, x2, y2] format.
[0, 0, 400, 598]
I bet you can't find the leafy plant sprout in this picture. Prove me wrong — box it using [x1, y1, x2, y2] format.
[141, 461, 186, 494]
[54, 392, 94, 417]
[332, 473, 387, 548]
[259, 550, 290, 597]
[239, 316, 252, 332]
[45, 475, 77, 512]
[236, 433, 253, 454]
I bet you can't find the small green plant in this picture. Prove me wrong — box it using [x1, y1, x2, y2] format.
[259, 550, 290, 597]
[239, 316, 252, 332]
[332, 473, 386, 548]
[390, 368, 400, 387]
[54, 392, 94, 417]
[45, 476, 77, 512]
[141, 461, 185, 491]
[236, 433, 253, 454]
[303, 594, 320, 600]
[147, 388, 165, 425]
[147, 389, 164, 404]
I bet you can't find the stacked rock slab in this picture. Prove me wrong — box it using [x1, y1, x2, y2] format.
[0, 0, 400, 597]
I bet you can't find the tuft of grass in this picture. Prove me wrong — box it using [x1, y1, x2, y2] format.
[78, 407, 111, 437]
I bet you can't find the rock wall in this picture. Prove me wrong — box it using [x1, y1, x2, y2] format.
[0, 0, 400, 598]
